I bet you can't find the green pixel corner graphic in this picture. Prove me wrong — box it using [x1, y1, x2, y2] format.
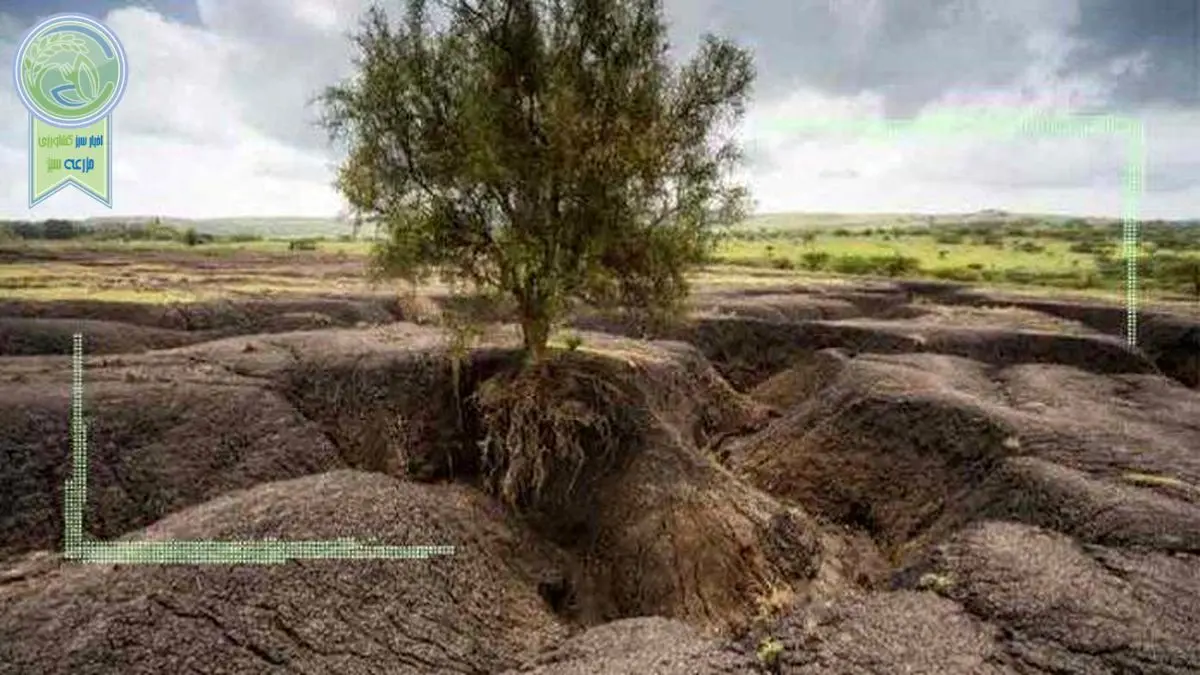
[64, 333, 456, 565]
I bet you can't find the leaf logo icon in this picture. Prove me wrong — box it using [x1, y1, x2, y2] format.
[14, 15, 128, 128]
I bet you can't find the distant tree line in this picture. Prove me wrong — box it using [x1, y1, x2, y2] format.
[0, 218, 366, 247]
[0, 217, 205, 243]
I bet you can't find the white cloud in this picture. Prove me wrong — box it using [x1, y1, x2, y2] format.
[738, 19, 1200, 221]
[0, 2, 1196, 221]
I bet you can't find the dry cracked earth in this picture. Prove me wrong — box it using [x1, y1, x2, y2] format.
[1, 278, 1198, 674]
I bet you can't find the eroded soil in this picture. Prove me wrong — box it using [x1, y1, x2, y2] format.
[1, 251, 1198, 674]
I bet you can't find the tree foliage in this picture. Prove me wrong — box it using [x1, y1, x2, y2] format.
[320, 0, 754, 358]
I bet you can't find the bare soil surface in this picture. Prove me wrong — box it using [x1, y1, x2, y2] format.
[1, 470, 573, 674]
[1, 254, 1198, 674]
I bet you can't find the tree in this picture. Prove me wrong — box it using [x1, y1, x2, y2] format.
[1157, 255, 1200, 301]
[320, 0, 754, 360]
[42, 219, 77, 240]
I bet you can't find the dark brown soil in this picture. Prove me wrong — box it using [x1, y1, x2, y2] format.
[0, 369, 345, 560]
[1, 273, 1198, 674]
[725, 349, 1200, 673]
[0, 470, 572, 674]
[0, 296, 404, 355]
[0, 317, 207, 355]
[502, 617, 755, 674]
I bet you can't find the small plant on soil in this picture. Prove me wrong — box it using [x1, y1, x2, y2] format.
[756, 636, 784, 672]
[751, 582, 797, 633]
[561, 333, 584, 351]
[917, 572, 954, 594]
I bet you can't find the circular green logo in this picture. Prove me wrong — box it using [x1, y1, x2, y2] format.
[13, 14, 128, 128]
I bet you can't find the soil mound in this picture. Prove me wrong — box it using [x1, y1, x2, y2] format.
[574, 297, 1162, 391]
[1138, 314, 1200, 388]
[812, 319, 1158, 375]
[504, 617, 755, 674]
[951, 291, 1132, 335]
[764, 590, 1010, 673]
[0, 374, 344, 560]
[692, 294, 862, 323]
[150, 297, 397, 334]
[0, 470, 571, 674]
[935, 290, 1200, 388]
[919, 325, 1158, 374]
[728, 350, 1200, 672]
[750, 348, 851, 411]
[670, 316, 924, 390]
[731, 354, 1018, 552]
[0, 317, 208, 356]
[730, 352, 1200, 556]
[0, 299, 181, 328]
[922, 521, 1200, 673]
[0, 296, 399, 339]
[903, 303, 1100, 335]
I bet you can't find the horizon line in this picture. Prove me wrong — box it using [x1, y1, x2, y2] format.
[3, 209, 1197, 223]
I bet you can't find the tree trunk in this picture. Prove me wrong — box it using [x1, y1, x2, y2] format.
[521, 311, 551, 363]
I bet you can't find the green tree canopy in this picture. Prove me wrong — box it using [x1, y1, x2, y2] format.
[321, 0, 754, 359]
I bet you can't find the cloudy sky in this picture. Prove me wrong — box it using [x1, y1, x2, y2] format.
[1, 0, 1198, 219]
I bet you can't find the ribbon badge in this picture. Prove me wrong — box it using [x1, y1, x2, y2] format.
[13, 13, 128, 208]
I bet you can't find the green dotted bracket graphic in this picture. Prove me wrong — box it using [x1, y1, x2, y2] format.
[769, 112, 1144, 346]
[63, 333, 457, 564]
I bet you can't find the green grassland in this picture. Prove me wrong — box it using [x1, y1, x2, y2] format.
[3, 211, 1199, 304]
[715, 213, 1200, 299]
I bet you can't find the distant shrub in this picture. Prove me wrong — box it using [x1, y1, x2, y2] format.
[831, 228, 852, 237]
[930, 267, 982, 282]
[181, 227, 202, 246]
[800, 251, 830, 271]
[771, 257, 795, 270]
[1013, 241, 1046, 254]
[1068, 240, 1105, 254]
[1146, 255, 1200, 299]
[289, 238, 319, 251]
[1002, 268, 1038, 285]
[883, 254, 922, 277]
[224, 233, 264, 243]
[933, 232, 965, 245]
[830, 253, 920, 278]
